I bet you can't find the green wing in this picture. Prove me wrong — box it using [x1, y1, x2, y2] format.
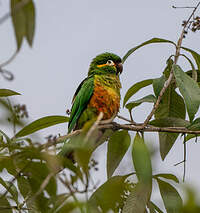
[68, 76, 94, 133]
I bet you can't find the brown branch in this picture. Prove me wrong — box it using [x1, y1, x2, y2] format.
[142, 1, 200, 128]
[97, 122, 200, 134]
[49, 121, 200, 150]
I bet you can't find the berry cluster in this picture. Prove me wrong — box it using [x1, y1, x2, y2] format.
[182, 16, 200, 37]
[191, 16, 200, 32]
[45, 134, 57, 143]
[89, 158, 99, 171]
[14, 104, 28, 119]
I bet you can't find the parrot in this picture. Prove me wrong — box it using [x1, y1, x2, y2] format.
[60, 52, 123, 158]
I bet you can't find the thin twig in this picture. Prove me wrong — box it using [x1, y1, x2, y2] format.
[129, 110, 136, 124]
[59, 176, 84, 213]
[172, 6, 196, 9]
[84, 112, 104, 142]
[41, 129, 82, 150]
[100, 112, 116, 124]
[7, 98, 16, 135]
[0, 68, 14, 81]
[142, 1, 200, 128]
[29, 172, 54, 202]
[0, 50, 18, 68]
[117, 115, 133, 123]
[174, 160, 185, 167]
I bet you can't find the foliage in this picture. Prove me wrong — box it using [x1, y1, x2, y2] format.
[1, 1, 200, 212]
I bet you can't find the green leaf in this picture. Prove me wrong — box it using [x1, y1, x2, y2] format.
[60, 156, 82, 178]
[125, 94, 156, 111]
[148, 202, 157, 213]
[107, 130, 131, 178]
[0, 196, 12, 213]
[123, 182, 151, 213]
[150, 117, 190, 128]
[123, 79, 153, 107]
[159, 133, 179, 161]
[185, 118, 200, 142]
[148, 203, 157, 213]
[10, 0, 35, 50]
[24, 0, 35, 46]
[11, 0, 26, 50]
[86, 205, 101, 213]
[153, 75, 166, 97]
[17, 172, 37, 212]
[173, 64, 200, 121]
[0, 89, 21, 97]
[157, 178, 183, 213]
[186, 70, 200, 84]
[132, 133, 152, 184]
[181, 54, 197, 81]
[187, 118, 200, 130]
[0, 130, 12, 143]
[185, 134, 200, 143]
[153, 173, 179, 183]
[25, 162, 56, 197]
[123, 38, 175, 62]
[15, 115, 69, 137]
[60, 131, 96, 174]
[181, 188, 200, 212]
[17, 176, 31, 198]
[163, 58, 174, 78]
[88, 175, 130, 211]
[0, 156, 16, 176]
[0, 177, 18, 203]
[154, 84, 186, 160]
[49, 193, 70, 213]
[181, 47, 200, 70]
[57, 201, 85, 213]
[149, 201, 164, 213]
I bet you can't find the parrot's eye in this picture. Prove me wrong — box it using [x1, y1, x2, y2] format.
[106, 60, 115, 66]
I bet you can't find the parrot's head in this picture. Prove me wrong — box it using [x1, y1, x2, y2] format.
[88, 52, 123, 76]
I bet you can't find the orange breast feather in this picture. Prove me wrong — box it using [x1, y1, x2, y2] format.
[88, 81, 120, 119]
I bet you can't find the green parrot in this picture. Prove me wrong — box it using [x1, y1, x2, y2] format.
[60, 52, 123, 157]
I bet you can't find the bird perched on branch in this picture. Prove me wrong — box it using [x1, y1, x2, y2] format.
[60, 52, 123, 157]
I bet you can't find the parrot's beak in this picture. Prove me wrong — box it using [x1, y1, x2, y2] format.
[116, 63, 123, 74]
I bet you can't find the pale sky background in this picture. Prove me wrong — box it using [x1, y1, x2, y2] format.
[1, 0, 200, 206]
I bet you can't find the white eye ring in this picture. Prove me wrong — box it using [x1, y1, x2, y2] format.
[106, 60, 115, 66]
